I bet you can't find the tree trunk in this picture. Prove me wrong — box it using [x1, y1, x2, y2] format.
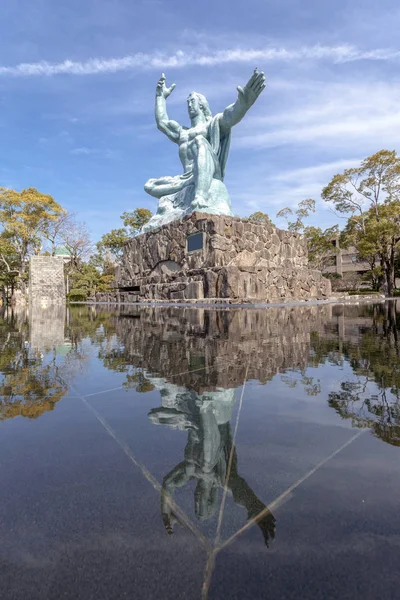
[384, 250, 395, 297]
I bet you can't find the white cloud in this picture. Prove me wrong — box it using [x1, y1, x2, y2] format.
[228, 156, 370, 226]
[0, 44, 400, 77]
[70, 147, 93, 155]
[235, 80, 400, 152]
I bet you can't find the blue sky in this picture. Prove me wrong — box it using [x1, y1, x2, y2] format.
[1, 0, 400, 241]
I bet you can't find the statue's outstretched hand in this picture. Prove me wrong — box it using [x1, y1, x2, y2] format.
[237, 68, 266, 108]
[156, 73, 176, 99]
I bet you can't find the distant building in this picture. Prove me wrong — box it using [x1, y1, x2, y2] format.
[322, 238, 371, 277]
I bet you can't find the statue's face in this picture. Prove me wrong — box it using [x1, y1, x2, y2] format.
[187, 94, 201, 119]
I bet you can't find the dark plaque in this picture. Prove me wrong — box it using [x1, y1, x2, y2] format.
[187, 232, 203, 253]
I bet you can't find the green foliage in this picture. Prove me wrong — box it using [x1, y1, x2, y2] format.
[97, 208, 153, 263]
[0, 314, 69, 421]
[304, 225, 339, 269]
[121, 208, 152, 235]
[0, 187, 64, 256]
[322, 149, 400, 217]
[276, 199, 339, 269]
[247, 211, 272, 225]
[67, 263, 113, 302]
[277, 199, 316, 232]
[97, 228, 130, 261]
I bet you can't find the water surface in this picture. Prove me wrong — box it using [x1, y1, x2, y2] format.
[1, 302, 399, 599]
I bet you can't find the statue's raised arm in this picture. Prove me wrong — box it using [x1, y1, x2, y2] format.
[220, 68, 266, 133]
[155, 73, 181, 143]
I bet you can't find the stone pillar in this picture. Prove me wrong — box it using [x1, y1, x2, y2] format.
[29, 256, 66, 309]
[335, 239, 343, 276]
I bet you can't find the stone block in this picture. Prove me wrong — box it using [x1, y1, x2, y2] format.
[29, 256, 66, 308]
[184, 280, 204, 299]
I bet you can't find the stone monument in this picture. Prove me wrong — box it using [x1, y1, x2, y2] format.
[100, 70, 331, 304]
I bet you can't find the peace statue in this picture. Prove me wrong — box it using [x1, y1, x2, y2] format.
[142, 68, 266, 232]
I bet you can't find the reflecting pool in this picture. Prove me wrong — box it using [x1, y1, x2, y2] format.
[1, 301, 399, 599]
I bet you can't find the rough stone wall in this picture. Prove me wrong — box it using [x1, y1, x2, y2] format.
[103, 212, 331, 304]
[119, 211, 308, 282]
[29, 256, 66, 309]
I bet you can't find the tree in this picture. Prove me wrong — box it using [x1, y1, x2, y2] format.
[97, 228, 130, 262]
[322, 150, 400, 222]
[97, 208, 153, 263]
[42, 211, 72, 255]
[58, 215, 93, 269]
[277, 199, 339, 269]
[121, 208, 152, 235]
[67, 263, 113, 302]
[0, 235, 20, 302]
[0, 187, 64, 294]
[247, 211, 273, 225]
[277, 198, 317, 233]
[322, 150, 400, 295]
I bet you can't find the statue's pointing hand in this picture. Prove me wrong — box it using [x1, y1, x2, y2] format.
[237, 68, 266, 108]
[156, 73, 176, 99]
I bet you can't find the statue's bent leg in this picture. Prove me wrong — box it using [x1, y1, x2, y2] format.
[192, 135, 216, 207]
[144, 175, 192, 199]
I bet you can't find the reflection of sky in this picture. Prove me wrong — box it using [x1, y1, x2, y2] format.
[255, 360, 384, 429]
[1, 1, 400, 238]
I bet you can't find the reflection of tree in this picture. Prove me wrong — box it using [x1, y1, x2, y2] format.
[66, 306, 118, 348]
[66, 307, 155, 393]
[310, 302, 400, 446]
[280, 372, 321, 396]
[0, 307, 103, 421]
[98, 347, 155, 393]
[329, 384, 400, 446]
[149, 386, 276, 546]
[0, 312, 68, 420]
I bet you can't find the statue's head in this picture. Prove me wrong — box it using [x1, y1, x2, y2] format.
[187, 92, 212, 120]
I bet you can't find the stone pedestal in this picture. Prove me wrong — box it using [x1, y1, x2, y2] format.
[97, 212, 331, 304]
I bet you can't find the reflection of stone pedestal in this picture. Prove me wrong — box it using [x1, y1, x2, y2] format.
[97, 212, 331, 304]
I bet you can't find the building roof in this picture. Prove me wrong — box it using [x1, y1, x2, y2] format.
[54, 246, 71, 257]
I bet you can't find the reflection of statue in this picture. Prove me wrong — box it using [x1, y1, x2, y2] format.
[142, 69, 266, 231]
[149, 383, 276, 546]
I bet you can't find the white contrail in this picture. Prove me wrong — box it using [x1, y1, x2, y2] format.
[0, 44, 399, 77]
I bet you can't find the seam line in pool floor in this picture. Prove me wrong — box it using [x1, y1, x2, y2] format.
[60, 374, 213, 554]
[201, 361, 250, 600]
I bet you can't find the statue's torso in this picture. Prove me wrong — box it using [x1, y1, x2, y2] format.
[178, 121, 211, 172]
